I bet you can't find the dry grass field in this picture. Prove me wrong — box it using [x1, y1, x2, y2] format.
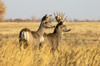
[0, 22, 100, 66]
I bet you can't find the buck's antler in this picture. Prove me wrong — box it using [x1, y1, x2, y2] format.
[54, 12, 67, 23]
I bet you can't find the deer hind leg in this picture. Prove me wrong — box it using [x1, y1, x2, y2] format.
[39, 42, 44, 50]
[19, 39, 28, 51]
[19, 31, 30, 50]
[39, 43, 42, 50]
[50, 47, 55, 56]
[23, 42, 28, 49]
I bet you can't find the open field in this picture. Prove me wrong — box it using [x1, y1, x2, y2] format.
[0, 22, 100, 66]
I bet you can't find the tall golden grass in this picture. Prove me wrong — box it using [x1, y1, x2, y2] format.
[0, 22, 100, 66]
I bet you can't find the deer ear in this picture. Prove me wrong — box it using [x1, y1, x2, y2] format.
[41, 14, 47, 22]
[46, 15, 52, 22]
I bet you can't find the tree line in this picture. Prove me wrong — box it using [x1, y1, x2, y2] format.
[1, 18, 100, 22]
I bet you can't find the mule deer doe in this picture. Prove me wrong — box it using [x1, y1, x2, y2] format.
[44, 12, 71, 52]
[19, 14, 55, 49]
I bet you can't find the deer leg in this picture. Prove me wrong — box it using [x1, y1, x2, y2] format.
[39, 42, 43, 50]
[24, 43, 28, 49]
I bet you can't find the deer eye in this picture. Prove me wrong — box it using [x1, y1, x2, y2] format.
[60, 25, 66, 29]
[60, 26, 63, 29]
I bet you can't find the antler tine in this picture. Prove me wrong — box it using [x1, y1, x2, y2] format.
[57, 12, 61, 20]
[58, 12, 60, 16]
[60, 12, 63, 20]
[61, 12, 65, 19]
[57, 12, 59, 16]
[54, 12, 67, 23]
[57, 12, 60, 19]
[55, 12, 59, 20]
[59, 12, 61, 17]
[54, 12, 56, 17]
[63, 16, 67, 22]
[54, 12, 58, 22]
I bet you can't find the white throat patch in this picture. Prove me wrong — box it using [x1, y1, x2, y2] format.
[62, 32, 63, 35]
[40, 36, 44, 43]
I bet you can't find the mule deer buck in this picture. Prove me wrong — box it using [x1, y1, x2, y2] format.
[43, 12, 71, 52]
[19, 14, 55, 49]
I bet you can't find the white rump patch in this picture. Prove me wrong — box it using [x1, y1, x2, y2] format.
[22, 31, 29, 41]
[25, 32, 29, 40]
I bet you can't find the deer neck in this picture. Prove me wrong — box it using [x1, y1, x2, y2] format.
[37, 24, 45, 37]
[53, 28, 63, 37]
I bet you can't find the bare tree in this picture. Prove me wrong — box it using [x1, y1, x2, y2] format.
[0, 0, 6, 21]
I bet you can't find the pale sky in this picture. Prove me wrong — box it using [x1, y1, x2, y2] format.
[2, 0, 100, 20]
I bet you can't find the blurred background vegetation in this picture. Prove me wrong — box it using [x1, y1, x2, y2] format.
[0, 0, 6, 21]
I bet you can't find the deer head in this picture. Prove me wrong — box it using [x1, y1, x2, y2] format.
[54, 12, 71, 33]
[41, 14, 55, 28]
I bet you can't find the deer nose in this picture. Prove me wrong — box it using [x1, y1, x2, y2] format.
[67, 28, 71, 31]
[53, 25, 56, 28]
